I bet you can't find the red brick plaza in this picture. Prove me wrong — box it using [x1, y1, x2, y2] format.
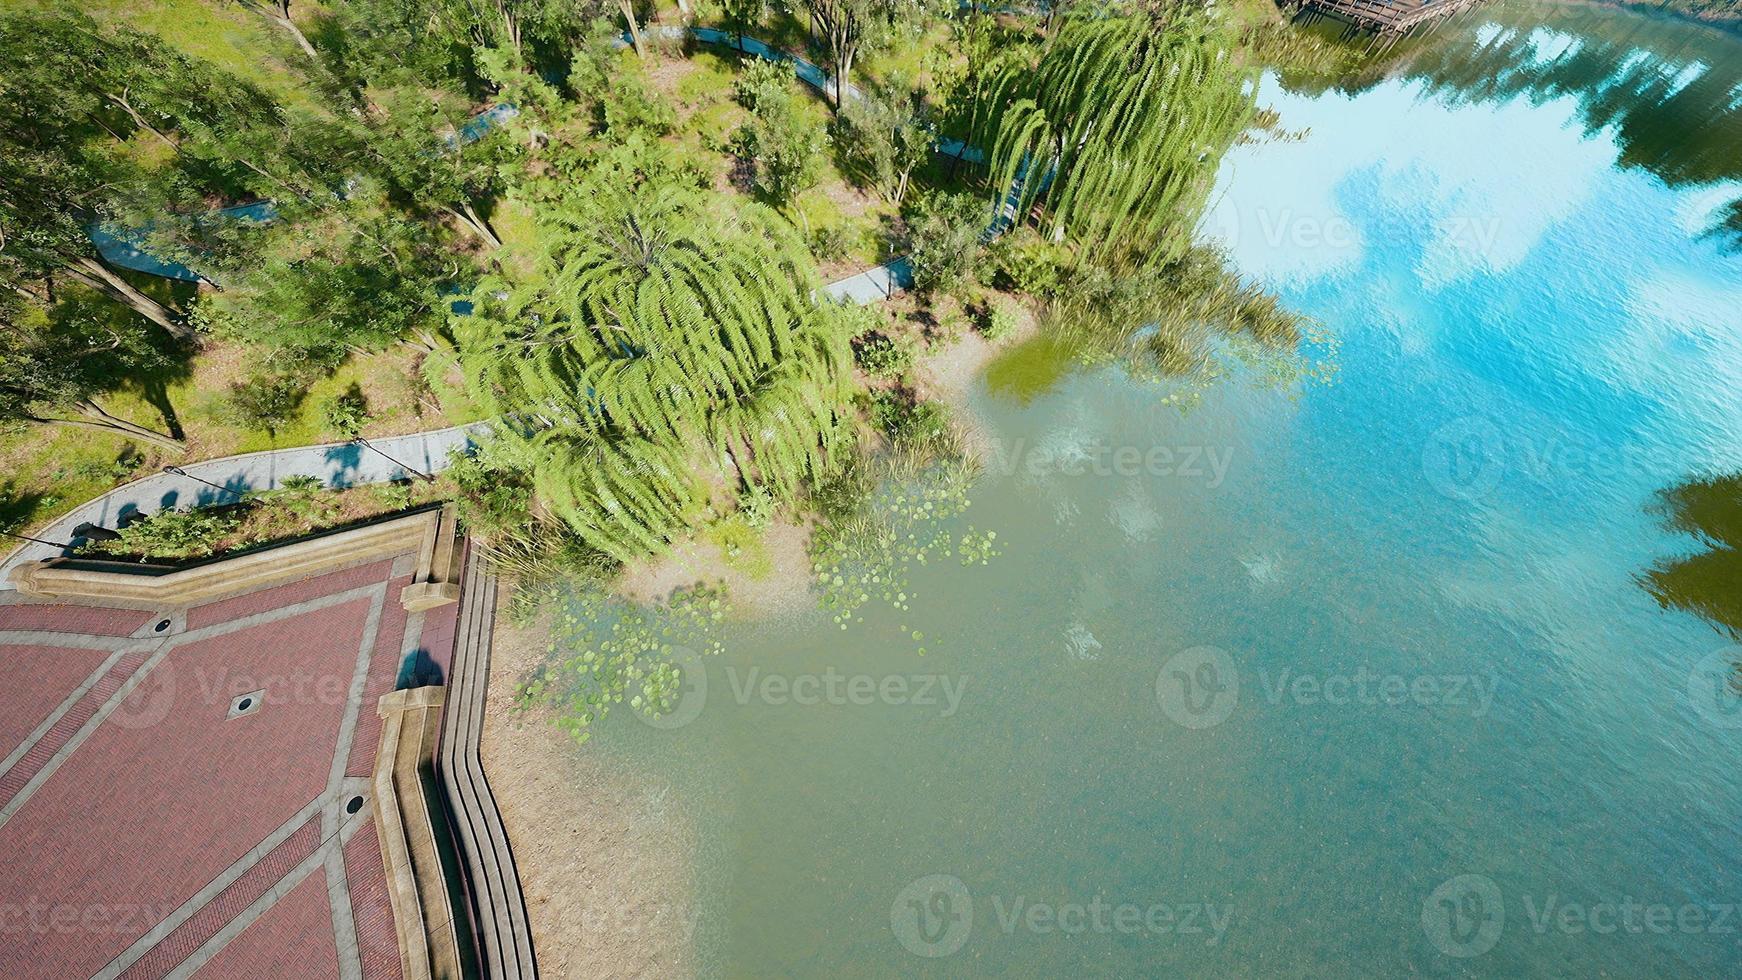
[0, 555, 458, 979]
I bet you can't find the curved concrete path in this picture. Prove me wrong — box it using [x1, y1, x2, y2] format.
[0, 423, 490, 585]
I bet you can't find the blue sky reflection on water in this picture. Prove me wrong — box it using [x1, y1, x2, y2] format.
[581, 8, 1742, 975]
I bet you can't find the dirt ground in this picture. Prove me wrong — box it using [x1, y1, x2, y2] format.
[910, 293, 1040, 461]
[612, 517, 816, 618]
[480, 614, 701, 979]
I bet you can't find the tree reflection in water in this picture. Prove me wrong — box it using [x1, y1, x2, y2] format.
[1643, 474, 1742, 647]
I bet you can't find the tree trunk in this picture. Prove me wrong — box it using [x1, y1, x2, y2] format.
[234, 155, 315, 204]
[106, 93, 180, 152]
[67, 257, 195, 342]
[734, 433, 763, 489]
[270, 11, 320, 60]
[448, 202, 503, 249]
[722, 443, 751, 494]
[833, 44, 856, 110]
[498, 0, 523, 57]
[620, 0, 647, 57]
[36, 402, 186, 451]
[402, 328, 442, 354]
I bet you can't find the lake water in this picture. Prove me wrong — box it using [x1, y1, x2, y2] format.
[566, 3, 1742, 974]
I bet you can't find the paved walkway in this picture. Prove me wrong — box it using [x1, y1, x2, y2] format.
[0, 424, 489, 586]
[0, 553, 460, 978]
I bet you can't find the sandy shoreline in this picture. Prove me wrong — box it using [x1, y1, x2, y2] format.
[480, 612, 702, 979]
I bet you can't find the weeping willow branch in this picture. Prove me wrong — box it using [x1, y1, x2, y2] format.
[977, 4, 1255, 270]
[450, 180, 856, 562]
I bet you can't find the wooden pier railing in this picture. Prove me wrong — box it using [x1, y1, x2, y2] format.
[1289, 0, 1488, 47]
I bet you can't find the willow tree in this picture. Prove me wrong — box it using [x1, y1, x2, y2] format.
[450, 179, 855, 562]
[977, 2, 1254, 268]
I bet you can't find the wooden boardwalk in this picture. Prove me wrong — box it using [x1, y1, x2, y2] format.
[1290, 0, 1488, 47]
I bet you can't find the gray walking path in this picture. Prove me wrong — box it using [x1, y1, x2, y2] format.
[4, 25, 1004, 589]
[0, 424, 489, 584]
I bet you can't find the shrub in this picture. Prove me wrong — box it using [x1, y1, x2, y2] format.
[853, 331, 912, 380]
[72, 444, 145, 483]
[869, 392, 949, 449]
[319, 384, 370, 438]
[732, 59, 790, 114]
[737, 111, 824, 210]
[255, 474, 332, 522]
[808, 223, 855, 262]
[602, 72, 676, 135]
[988, 234, 1070, 298]
[832, 84, 933, 205]
[737, 483, 775, 528]
[732, 61, 824, 209]
[982, 302, 1020, 342]
[906, 191, 986, 297]
[224, 371, 309, 432]
[101, 507, 242, 560]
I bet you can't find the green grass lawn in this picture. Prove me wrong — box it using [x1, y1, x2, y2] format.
[5, 0, 330, 113]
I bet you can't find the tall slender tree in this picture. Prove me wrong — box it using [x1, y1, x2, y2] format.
[800, 0, 902, 109]
[0, 13, 195, 339]
[235, 0, 322, 60]
[361, 89, 517, 248]
[977, 2, 1254, 268]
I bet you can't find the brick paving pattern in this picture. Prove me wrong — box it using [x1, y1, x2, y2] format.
[0, 603, 155, 637]
[0, 552, 455, 979]
[117, 819, 323, 980]
[184, 560, 393, 630]
[191, 871, 340, 980]
[344, 821, 405, 980]
[345, 577, 411, 779]
[0, 647, 152, 815]
[0, 645, 114, 762]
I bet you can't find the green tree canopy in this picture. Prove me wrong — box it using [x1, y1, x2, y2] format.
[0, 291, 182, 449]
[359, 87, 519, 247]
[193, 205, 442, 361]
[977, 2, 1254, 268]
[450, 175, 855, 561]
[0, 10, 359, 340]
